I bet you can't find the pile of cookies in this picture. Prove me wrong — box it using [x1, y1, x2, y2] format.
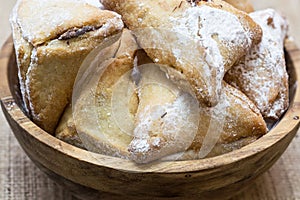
[11, 0, 289, 163]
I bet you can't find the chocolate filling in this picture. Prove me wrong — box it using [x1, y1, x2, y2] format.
[187, 0, 212, 6]
[58, 26, 98, 40]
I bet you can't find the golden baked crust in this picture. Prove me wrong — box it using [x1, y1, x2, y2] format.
[100, 0, 262, 107]
[10, 0, 124, 133]
[223, 0, 254, 13]
[182, 83, 267, 159]
[225, 9, 289, 120]
[72, 29, 138, 158]
[55, 104, 85, 149]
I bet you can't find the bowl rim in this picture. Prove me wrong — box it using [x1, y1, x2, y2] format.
[1, 37, 300, 173]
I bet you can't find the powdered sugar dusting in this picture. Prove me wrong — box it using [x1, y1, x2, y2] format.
[169, 6, 251, 97]
[129, 93, 200, 163]
[226, 9, 289, 119]
[16, 0, 121, 46]
[128, 65, 200, 164]
[85, 0, 104, 9]
[96, 13, 124, 37]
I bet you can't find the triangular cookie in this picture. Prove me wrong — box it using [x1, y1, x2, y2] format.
[10, 0, 124, 133]
[101, 0, 262, 107]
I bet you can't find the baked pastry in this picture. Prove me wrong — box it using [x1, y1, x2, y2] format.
[177, 82, 268, 160]
[10, 0, 124, 133]
[225, 9, 289, 120]
[55, 104, 85, 149]
[67, 29, 267, 163]
[72, 28, 138, 157]
[223, 0, 254, 13]
[56, 28, 137, 149]
[129, 69, 267, 163]
[100, 0, 262, 107]
[10, 0, 283, 163]
[56, 48, 153, 150]
[128, 63, 201, 163]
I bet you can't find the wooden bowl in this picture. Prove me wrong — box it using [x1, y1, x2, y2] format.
[1, 37, 300, 200]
